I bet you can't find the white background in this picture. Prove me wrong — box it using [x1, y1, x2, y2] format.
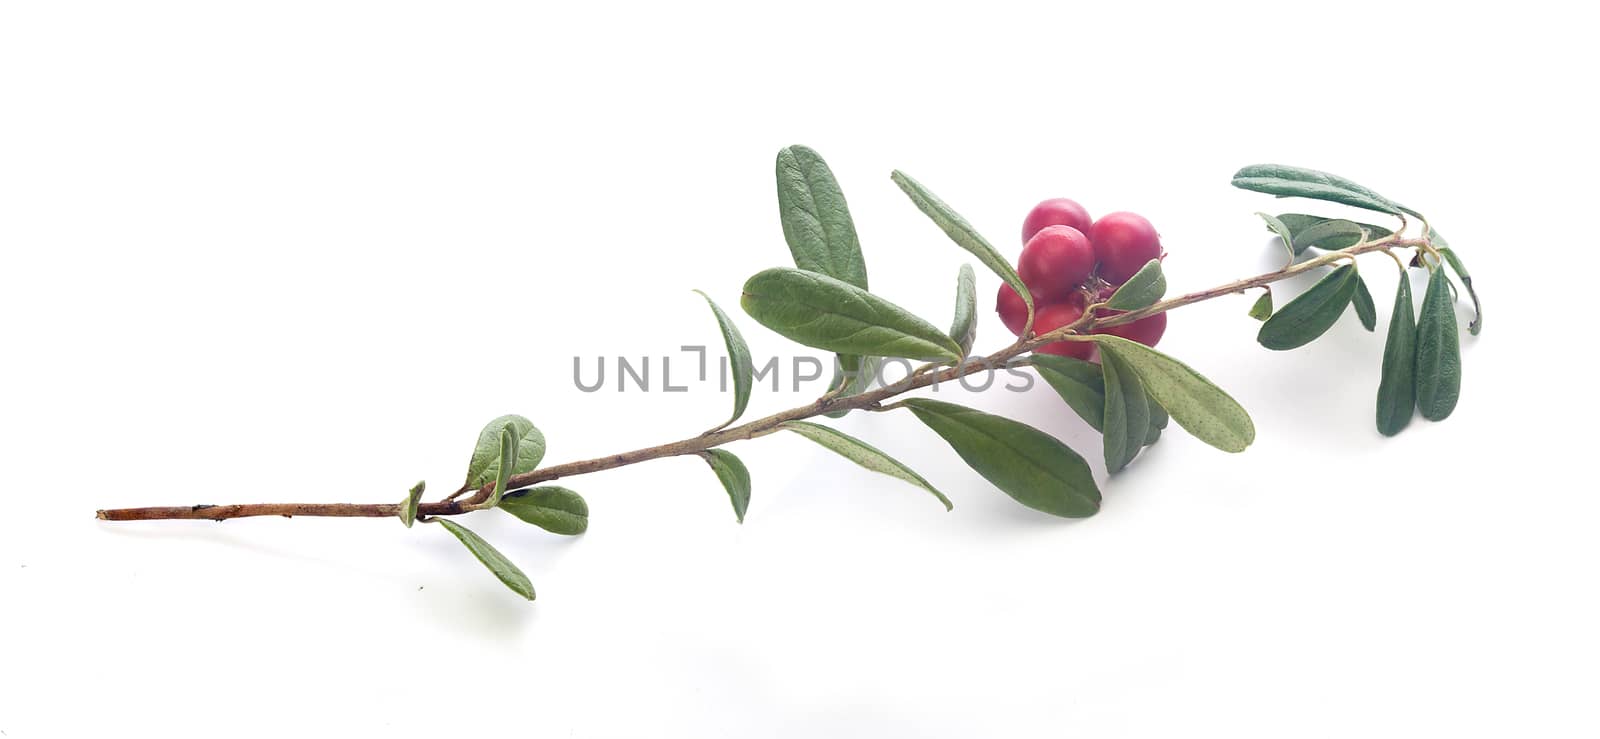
[2, 2, 1594, 737]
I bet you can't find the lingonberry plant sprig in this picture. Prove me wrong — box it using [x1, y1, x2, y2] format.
[97, 147, 1479, 601]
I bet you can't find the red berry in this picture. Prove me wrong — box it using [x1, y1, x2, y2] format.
[1022, 198, 1092, 244]
[1094, 310, 1167, 348]
[1017, 225, 1095, 302]
[1032, 299, 1095, 360]
[996, 283, 1031, 336]
[1089, 211, 1162, 285]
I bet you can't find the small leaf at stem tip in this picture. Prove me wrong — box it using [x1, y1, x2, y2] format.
[1256, 212, 1296, 260]
[1105, 260, 1167, 311]
[1274, 214, 1394, 253]
[434, 518, 535, 601]
[1231, 164, 1419, 219]
[399, 480, 425, 528]
[1248, 290, 1274, 321]
[1100, 349, 1151, 474]
[899, 398, 1100, 518]
[1352, 273, 1378, 332]
[740, 267, 962, 362]
[775, 145, 868, 290]
[694, 290, 755, 428]
[780, 421, 952, 511]
[1375, 271, 1418, 436]
[1414, 266, 1462, 421]
[949, 264, 978, 357]
[1030, 354, 1106, 432]
[699, 449, 752, 523]
[500, 486, 589, 535]
[1090, 335, 1255, 453]
[1436, 243, 1481, 336]
[889, 169, 1034, 328]
[463, 415, 546, 491]
[486, 426, 516, 509]
[1256, 264, 1359, 350]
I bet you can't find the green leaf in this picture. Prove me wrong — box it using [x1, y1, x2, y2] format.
[694, 290, 754, 428]
[1415, 266, 1462, 421]
[486, 426, 516, 508]
[890, 170, 1033, 328]
[463, 415, 546, 491]
[823, 354, 878, 419]
[1437, 244, 1481, 336]
[1273, 214, 1393, 253]
[434, 519, 535, 601]
[398, 480, 425, 528]
[1257, 212, 1296, 260]
[1105, 260, 1166, 311]
[1033, 354, 1165, 448]
[699, 449, 752, 523]
[1375, 272, 1417, 436]
[900, 399, 1099, 518]
[1090, 335, 1255, 453]
[1099, 349, 1151, 474]
[1145, 402, 1169, 446]
[1257, 264, 1359, 350]
[775, 145, 868, 290]
[1248, 290, 1274, 321]
[948, 264, 977, 356]
[500, 486, 589, 535]
[780, 421, 951, 511]
[1031, 354, 1105, 432]
[1352, 273, 1377, 332]
[1232, 164, 1418, 218]
[741, 267, 962, 362]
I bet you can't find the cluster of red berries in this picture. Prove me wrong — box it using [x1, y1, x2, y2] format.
[997, 198, 1169, 359]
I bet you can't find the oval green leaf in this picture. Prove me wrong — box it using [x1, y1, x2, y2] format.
[1257, 264, 1359, 350]
[740, 267, 962, 362]
[780, 421, 951, 511]
[1031, 354, 1105, 432]
[1105, 260, 1166, 311]
[1232, 164, 1416, 218]
[1100, 349, 1151, 474]
[398, 480, 425, 528]
[949, 264, 977, 356]
[899, 398, 1099, 518]
[1415, 266, 1462, 421]
[890, 170, 1034, 329]
[434, 518, 535, 601]
[694, 290, 755, 428]
[1272, 214, 1393, 253]
[699, 449, 751, 523]
[1375, 272, 1417, 436]
[500, 486, 589, 535]
[1090, 335, 1256, 453]
[775, 145, 867, 290]
[1352, 273, 1377, 332]
[1248, 290, 1274, 321]
[463, 415, 546, 491]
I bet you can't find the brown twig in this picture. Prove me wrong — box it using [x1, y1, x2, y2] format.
[96, 237, 1423, 523]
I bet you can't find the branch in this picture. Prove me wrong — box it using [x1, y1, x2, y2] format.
[96, 237, 1423, 523]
